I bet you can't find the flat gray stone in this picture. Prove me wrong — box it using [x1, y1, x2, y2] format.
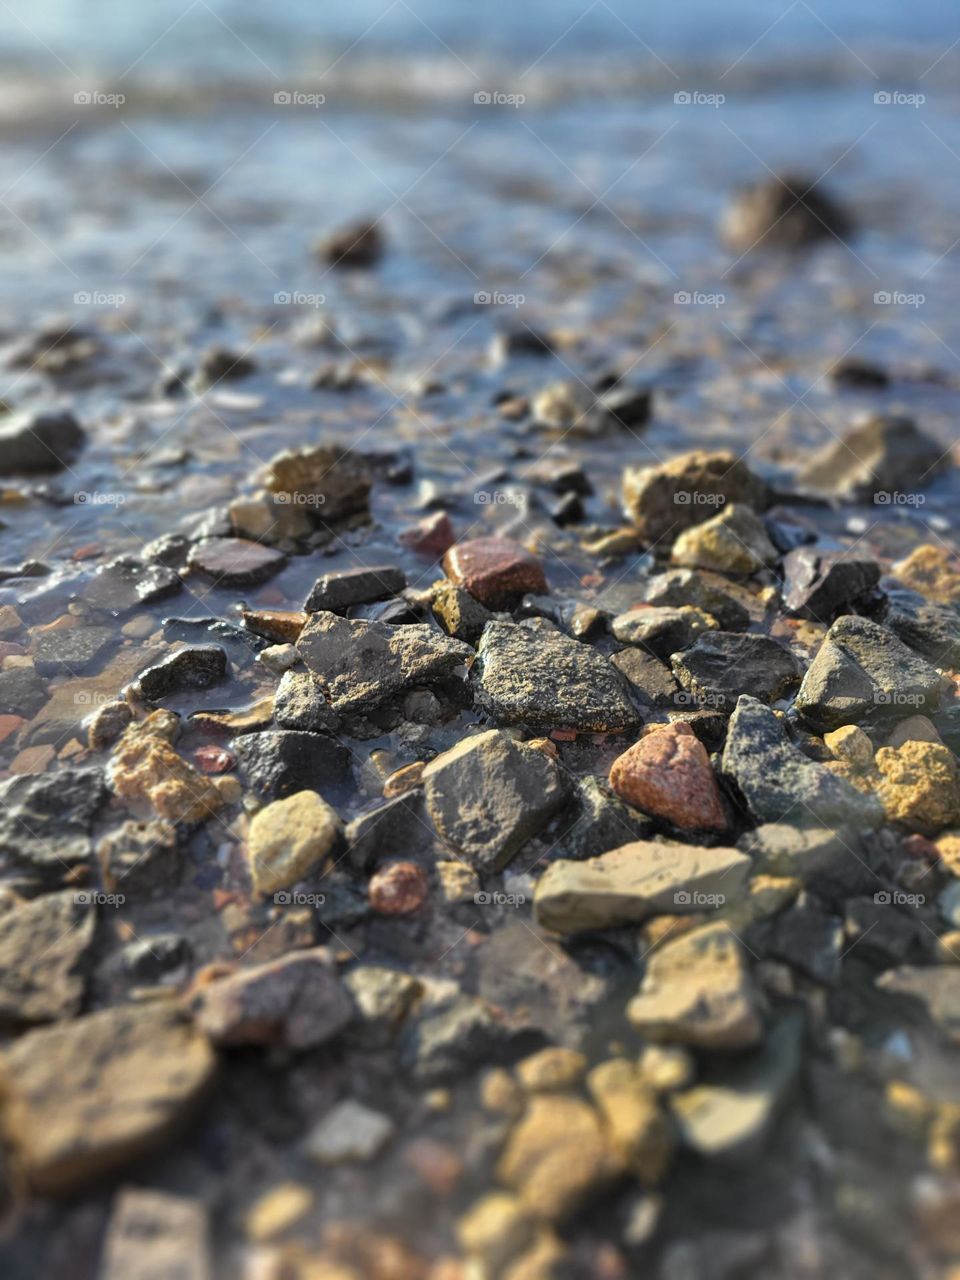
[32, 625, 114, 677]
[0, 890, 95, 1024]
[671, 632, 803, 713]
[304, 565, 405, 613]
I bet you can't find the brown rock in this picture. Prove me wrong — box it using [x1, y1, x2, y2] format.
[399, 511, 456, 558]
[369, 861, 429, 916]
[100, 1188, 211, 1280]
[261, 444, 371, 520]
[109, 712, 223, 824]
[187, 537, 286, 585]
[241, 608, 307, 643]
[442, 537, 547, 610]
[317, 219, 384, 268]
[875, 741, 960, 835]
[609, 722, 727, 831]
[0, 890, 96, 1025]
[893, 544, 960, 605]
[622, 450, 767, 545]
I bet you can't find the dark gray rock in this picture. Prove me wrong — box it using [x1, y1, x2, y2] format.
[671, 632, 803, 713]
[844, 897, 918, 963]
[474, 620, 639, 732]
[767, 892, 844, 985]
[403, 993, 521, 1082]
[0, 666, 47, 717]
[800, 414, 948, 501]
[740, 823, 875, 898]
[274, 669, 340, 733]
[304, 565, 405, 614]
[611, 606, 716, 658]
[344, 792, 431, 872]
[234, 730, 351, 803]
[431, 580, 492, 645]
[84, 555, 181, 611]
[119, 933, 191, 983]
[490, 326, 553, 360]
[134, 645, 227, 701]
[722, 173, 852, 252]
[0, 890, 96, 1024]
[0, 768, 108, 878]
[610, 647, 679, 709]
[874, 586, 960, 667]
[98, 819, 182, 895]
[561, 776, 656, 860]
[636, 569, 750, 631]
[782, 549, 880, 623]
[876, 966, 960, 1044]
[0, 411, 85, 473]
[198, 346, 256, 383]
[32, 625, 114, 677]
[187, 537, 286, 585]
[722, 696, 883, 828]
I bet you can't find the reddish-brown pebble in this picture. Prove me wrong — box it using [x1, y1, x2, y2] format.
[609, 721, 727, 832]
[194, 745, 236, 774]
[399, 511, 456, 559]
[369, 861, 429, 916]
[442, 536, 546, 609]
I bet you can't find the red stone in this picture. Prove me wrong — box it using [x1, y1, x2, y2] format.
[442, 537, 547, 609]
[193, 745, 235, 774]
[0, 715, 25, 744]
[399, 511, 456, 559]
[609, 721, 727, 832]
[368, 861, 429, 916]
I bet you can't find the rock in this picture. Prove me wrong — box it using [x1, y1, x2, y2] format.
[877, 966, 960, 1044]
[876, 586, 960, 667]
[496, 1093, 623, 1223]
[722, 173, 852, 252]
[531, 380, 595, 431]
[260, 643, 298, 674]
[32, 624, 113, 676]
[722, 696, 883, 828]
[109, 713, 223, 824]
[800, 414, 948, 501]
[247, 790, 342, 895]
[83, 555, 181, 611]
[515, 1047, 588, 1093]
[831, 355, 890, 389]
[824, 724, 875, 771]
[443, 538, 547, 610]
[0, 666, 47, 717]
[120, 933, 191, 983]
[0, 1002, 216, 1195]
[608, 722, 727, 831]
[534, 839, 750, 934]
[198, 346, 255, 383]
[474, 620, 639, 732]
[610, 605, 717, 657]
[491, 326, 554, 360]
[399, 510, 456, 558]
[404, 992, 515, 1083]
[305, 1099, 395, 1164]
[436, 859, 480, 904]
[85, 699, 133, 750]
[100, 1188, 211, 1280]
[304, 565, 405, 613]
[0, 767, 108, 878]
[229, 491, 313, 543]
[795, 615, 945, 732]
[636, 568, 750, 631]
[344, 793, 430, 872]
[98, 818, 182, 894]
[343, 967, 422, 1047]
[431, 579, 492, 644]
[886, 715, 943, 749]
[610, 646, 680, 709]
[261, 444, 372, 521]
[368, 860, 429, 915]
[192, 949, 353, 1048]
[622, 450, 768, 545]
[0, 891, 95, 1025]
[627, 922, 764, 1051]
[242, 607, 307, 644]
[638, 1045, 695, 1093]
[296, 611, 471, 722]
[0, 410, 85, 473]
[245, 1182, 313, 1244]
[234, 729, 350, 803]
[670, 1014, 803, 1161]
[423, 729, 565, 873]
[782, 548, 880, 622]
[562, 776, 655, 860]
[874, 741, 960, 835]
[767, 892, 844, 984]
[187, 537, 286, 585]
[457, 1193, 536, 1274]
[316, 219, 384, 268]
[586, 1059, 674, 1184]
[671, 504, 778, 576]
[672, 632, 803, 713]
[273, 669, 339, 732]
[893, 544, 960, 605]
[741, 822, 873, 896]
[602, 384, 653, 430]
[134, 645, 227, 701]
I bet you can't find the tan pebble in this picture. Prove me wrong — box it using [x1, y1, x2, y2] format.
[246, 1182, 314, 1242]
[515, 1046, 587, 1092]
[884, 1080, 933, 1142]
[383, 761, 424, 798]
[480, 1068, 524, 1117]
[824, 724, 875, 771]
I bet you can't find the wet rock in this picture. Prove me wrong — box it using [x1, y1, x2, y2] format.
[229, 491, 313, 544]
[242, 607, 307, 644]
[443, 537, 547, 610]
[0, 891, 95, 1025]
[304, 565, 405, 613]
[0, 1002, 216, 1195]
[490, 326, 554, 360]
[671, 504, 778, 576]
[192, 949, 353, 1048]
[601, 384, 653, 430]
[831, 355, 890, 389]
[423, 729, 566, 872]
[261, 444, 371, 521]
[0, 666, 47, 717]
[198, 345, 255, 384]
[0, 410, 85, 473]
[782, 548, 880, 622]
[800, 414, 948, 501]
[534, 839, 750, 934]
[187, 537, 286, 586]
[611, 605, 717, 657]
[84, 555, 181, 610]
[32, 624, 113, 677]
[273, 669, 339, 732]
[893, 544, 960, 605]
[344, 792, 430, 872]
[134, 645, 227, 701]
[247, 790, 342, 895]
[531, 380, 595, 431]
[475, 620, 639, 732]
[637, 568, 750, 631]
[722, 696, 883, 828]
[844, 896, 917, 963]
[343, 967, 422, 1048]
[877, 966, 960, 1044]
[627, 922, 764, 1050]
[98, 818, 182, 894]
[399, 510, 456, 559]
[722, 173, 853, 252]
[875, 586, 960, 667]
[99, 1188, 211, 1280]
[316, 219, 384, 268]
[608, 722, 727, 832]
[610, 646, 680, 709]
[431, 579, 492, 644]
[672, 632, 803, 713]
[110, 713, 223, 824]
[259, 642, 298, 674]
[85, 699, 133, 750]
[120, 933, 191, 983]
[404, 992, 516, 1083]
[234, 729, 350, 803]
[622, 449, 768, 545]
[563, 775, 655, 859]
[587, 1059, 674, 1184]
[457, 1193, 536, 1275]
[874, 741, 960, 835]
[0, 767, 108, 878]
[795, 615, 945, 732]
[768, 892, 844, 984]
[368, 860, 429, 915]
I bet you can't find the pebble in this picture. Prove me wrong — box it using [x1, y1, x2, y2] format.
[622, 449, 768, 544]
[304, 1099, 395, 1164]
[443, 537, 547, 610]
[610, 605, 717, 656]
[258, 642, 298, 673]
[98, 818, 181, 894]
[671, 631, 803, 713]
[515, 1047, 588, 1093]
[0, 766, 108, 878]
[245, 1182, 313, 1243]
[247, 790, 342, 895]
[260, 443, 371, 520]
[800, 414, 948, 502]
[893, 544, 960, 605]
[187, 537, 286, 585]
[316, 218, 384, 267]
[586, 1059, 674, 1184]
[722, 172, 852, 252]
[234, 729, 350, 802]
[608, 722, 727, 832]
[304, 565, 406, 613]
[100, 1189, 211, 1280]
[344, 967, 422, 1047]
[109, 712, 224, 824]
[32, 623, 113, 676]
[85, 698, 133, 750]
[874, 741, 960, 834]
[782, 548, 880, 622]
[0, 891, 95, 1024]
[457, 1193, 536, 1274]
[0, 409, 86, 473]
[134, 644, 228, 701]
[670, 503, 778, 576]
[398, 510, 456, 558]
[368, 860, 429, 915]
[637, 568, 750, 631]
[273, 669, 339, 732]
[241, 607, 307, 643]
[431, 579, 492, 644]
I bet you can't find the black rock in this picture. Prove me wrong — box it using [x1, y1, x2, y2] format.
[782, 548, 880, 623]
[800, 414, 948, 502]
[562, 776, 655, 860]
[135, 645, 228, 701]
[671, 632, 804, 713]
[723, 173, 853, 253]
[600, 385, 652, 429]
[490, 326, 553, 360]
[120, 933, 191, 982]
[234, 730, 351, 804]
[0, 768, 109, 878]
[343, 792, 431, 873]
[198, 346, 256, 383]
[32, 625, 114, 678]
[303, 565, 406, 614]
[767, 892, 844, 985]
[84, 555, 181, 611]
[0, 410, 86, 473]
[634, 568, 751, 632]
[610, 646, 680, 709]
[316, 219, 384, 268]
[873, 585, 960, 667]
[844, 896, 918, 963]
[831, 357, 890, 389]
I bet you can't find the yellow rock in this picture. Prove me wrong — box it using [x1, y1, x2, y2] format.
[502, 1230, 569, 1280]
[246, 1181, 313, 1242]
[883, 1081, 932, 1142]
[480, 1067, 525, 1117]
[824, 725, 874, 772]
[586, 1059, 674, 1185]
[875, 742, 960, 835]
[247, 790, 342, 896]
[893, 544, 960, 604]
[109, 711, 223, 824]
[930, 1104, 960, 1172]
[456, 1192, 535, 1273]
[515, 1047, 587, 1093]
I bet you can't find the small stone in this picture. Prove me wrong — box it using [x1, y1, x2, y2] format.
[608, 722, 727, 832]
[0, 410, 85, 473]
[234, 729, 350, 802]
[85, 699, 133, 750]
[722, 173, 852, 252]
[534, 840, 750, 934]
[246, 1182, 313, 1243]
[368, 861, 429, 915]
[344, 793, 429, 873]
[405, 992, 515, 1084]
[481, 1068, 526, 1116]
[344, 967, 422, 1047]
[0, 667, 46, 717]
[893, 545, 960, 605]
[638, 1045, 695, 1093]
[800, 414, 948, 502]
[198, 345, 255, 383]
[627, 922, 764, 1051]
[84, 555, 181, 611]
[187, 537, 285, 585]
[192, 949, 353, 1048]
[563, 775, 655, 860]
[273, 670, 339, 732]
[109, 712, 223, 824]
[636, 568, 750, 631]
[261, 444, 371, 520]
[100, 1188, 211, 1280]
[304, 1099, 395, 1164]
[610, 605, 717, 656]
[443, 537, 547, 610]
[32, 624, 113, 677]
[241, 607, 307, 643]
[782, 548, 880, 622]
[436, 860, 480, 905]
[767, 892, 844, 984]
[671, 632, 803, 713]
[823, 724, 875, 771]
[586, 1059, 674, 1184]
[422, 729, 566, 873]
[304, 565, 406, 613]
[671, 503, 778, 576]
[491, 326, 554, 360]
[622, 450, 768, 545]
[134, 645, 227, 701]
[316, 218, 384, 268]
[399, 510, 456, 558]
[229, 491, 313, 543]
[247, 790, 342, 896]
[515, 1047, 588, 1093]
[886, 715, 943, 749]
[0, 891, 95, 1025]
[259, 643, 298, 674]
[0, 767, 108, 877]
[874, 741, 960, 835]
[831, 355, 890, 388]
[98, 818, 181, 894]
[431, 579, 492, 644]
[457, 1193, 536, 1273]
